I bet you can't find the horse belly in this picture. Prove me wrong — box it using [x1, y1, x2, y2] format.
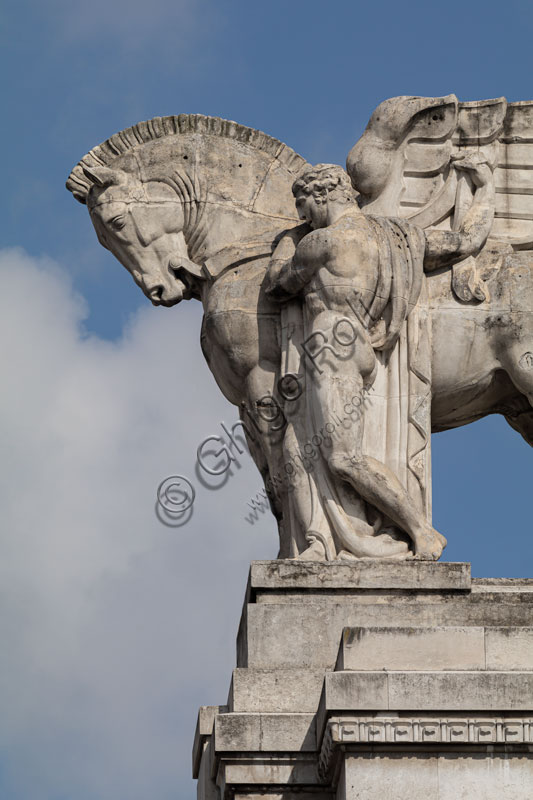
[429, 302, 499, 426]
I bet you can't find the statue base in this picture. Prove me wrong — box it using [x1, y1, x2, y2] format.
[193, 560, 533, 799]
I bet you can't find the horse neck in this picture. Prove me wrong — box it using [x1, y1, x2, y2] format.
[163, 169, 276, 262]
[186, 201, 286, 299]
[162, 167, 297, 302]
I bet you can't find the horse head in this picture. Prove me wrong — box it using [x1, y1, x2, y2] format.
[84, 165, 203, 306]
[68, 115, 309, 309]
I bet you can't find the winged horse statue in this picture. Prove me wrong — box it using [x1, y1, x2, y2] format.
[66, 96, 533, 561]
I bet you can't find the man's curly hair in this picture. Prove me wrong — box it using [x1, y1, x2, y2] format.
[292, 164, 356, 205]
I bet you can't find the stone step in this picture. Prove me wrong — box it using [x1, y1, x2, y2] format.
[238, 601, 533, 668]
[336, 626, 533, 671]
[247, 560, 471, 596]
[486, 626, 533, 669]
[317, 670, 533, 737]
[228, 668, 326, 713]
[193, 705, 227, 778]
[214, 712, 316, 753]
[337, 626, 484, 671]
[229, 618, 533, 713]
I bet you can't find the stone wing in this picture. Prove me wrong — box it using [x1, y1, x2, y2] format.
[347, 95, 533, 251]
[492, 102, 533, 249]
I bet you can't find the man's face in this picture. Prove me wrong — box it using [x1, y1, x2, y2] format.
[295, 190, 328, 229]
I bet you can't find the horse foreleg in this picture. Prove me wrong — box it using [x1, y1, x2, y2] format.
[240, 364, 296, 557]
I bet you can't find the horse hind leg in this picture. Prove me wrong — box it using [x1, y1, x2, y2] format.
[500, 346, 533, 446]
[504, 403, 533, 446]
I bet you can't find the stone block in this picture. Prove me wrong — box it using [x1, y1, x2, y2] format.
[235, 795, 333, 800]
[486, 627, 533, 670]
[435, 753, 533, 800]
[229, 668, 325, 713]
[340, 752, 533, 800]
[214, 713, 316, 752]
[198, 565, 533, 799]
[248, 560, 471, 595]
[321, 672, 389, 712]
[387, 670, 533, 711]
[193, 705, 226, 778]
[239, 592, 533, 668]
[339, 753, 439, 800]
[317, 673, 389, 736]
[336, 626, 486, 671]
[317, 671, 533, 737]
[219, 758, 319, 790]
[196, 737, 217, 800]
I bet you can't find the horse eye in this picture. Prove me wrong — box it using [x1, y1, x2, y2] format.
[110, 216, 125, 230]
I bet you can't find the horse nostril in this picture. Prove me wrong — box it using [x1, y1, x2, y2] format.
[147, 284, 164, 302]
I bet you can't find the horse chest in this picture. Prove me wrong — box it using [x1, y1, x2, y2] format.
[201, 270, 279, 381]
[205, 269, 261, 317]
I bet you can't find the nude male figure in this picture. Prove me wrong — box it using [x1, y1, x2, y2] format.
[266, 158, 494, 560]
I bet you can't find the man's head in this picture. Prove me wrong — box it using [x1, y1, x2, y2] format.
[292, 164, 357, 228]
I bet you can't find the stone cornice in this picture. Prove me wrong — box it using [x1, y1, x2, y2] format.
[319, 714, 533, 779]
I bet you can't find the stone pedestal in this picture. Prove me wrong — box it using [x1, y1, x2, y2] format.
[193, 561, 533, 799]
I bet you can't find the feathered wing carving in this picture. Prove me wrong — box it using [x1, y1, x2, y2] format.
[348, 94, 533, 251]
[495, 102, 533, 249]
[347, 94, 460, 220]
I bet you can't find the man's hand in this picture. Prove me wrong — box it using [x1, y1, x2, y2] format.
[266, 257, 285, 295]
[425, 152, 495, 271]
[451, 152, 493, 188]
[271, 223, 311, 260]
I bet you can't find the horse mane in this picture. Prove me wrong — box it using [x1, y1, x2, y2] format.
[66, 114, 307, 204]
[161, 169, 208, 263]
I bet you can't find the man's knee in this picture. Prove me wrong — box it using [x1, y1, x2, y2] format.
[328, 450, 364, 477]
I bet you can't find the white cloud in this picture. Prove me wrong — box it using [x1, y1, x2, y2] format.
[0, 248, 275, 799]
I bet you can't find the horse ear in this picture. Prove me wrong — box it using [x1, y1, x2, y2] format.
[82, 165, 124, 188]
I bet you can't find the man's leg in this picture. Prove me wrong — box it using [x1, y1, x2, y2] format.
[328, 450, 446, 559]
[310, 353, 445, 560]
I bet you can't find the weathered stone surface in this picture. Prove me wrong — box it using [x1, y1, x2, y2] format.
[196, 737, 217, 800]
[239, 589, 533, 668]
[339, 754, 439, 800]
[219, 759, 320, 792]
[249, 561, 471, 595]
[193, 705, 226, 779]
[318, 672, 389, 722]
[486, 627, 533, 670]
[387, 671, 533, 710]
[235, 794, 333, 800]
[229, 668, 325, 713]
[336, 626, 486, 671]
[319, 671, 533, 718]
[215, 713, 316, 752]
[321, 714, 533, 750]
[195, 561, 533, 798]
[340, 752, 533, 800]
[473, 579, 533, 593]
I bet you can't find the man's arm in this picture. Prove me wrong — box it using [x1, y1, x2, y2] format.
[424, 154, 495, 271]
[266, 223, 320, 300]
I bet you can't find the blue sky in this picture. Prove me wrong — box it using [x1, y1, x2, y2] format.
[1, 1, 532, 798]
